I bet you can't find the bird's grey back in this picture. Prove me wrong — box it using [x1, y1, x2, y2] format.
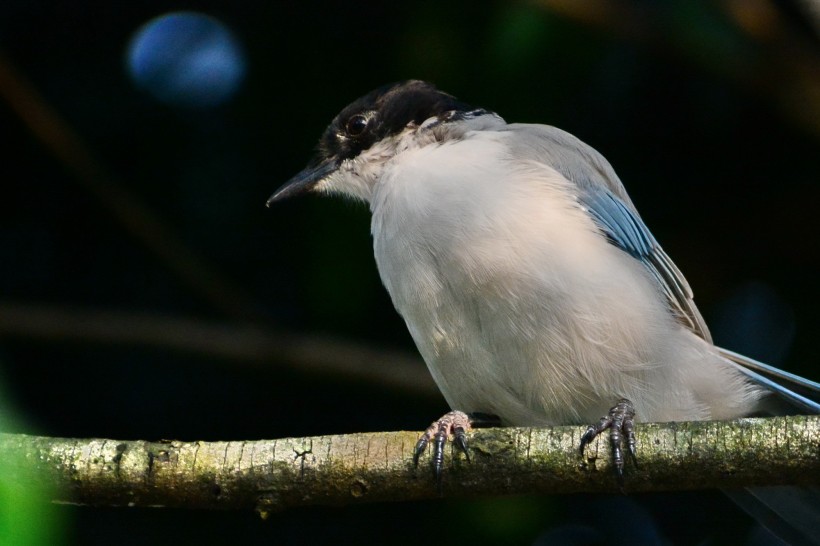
[500, 122, 713, 342]
[502, 123, 638, 213]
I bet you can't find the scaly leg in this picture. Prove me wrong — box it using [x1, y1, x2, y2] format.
[579, 399, 638, 484]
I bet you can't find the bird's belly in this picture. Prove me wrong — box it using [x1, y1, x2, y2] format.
[376, 216, 657, 422]
[381, 232, 756, 426]
[392, 255, 653, 426]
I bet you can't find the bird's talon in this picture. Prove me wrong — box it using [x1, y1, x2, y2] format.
[414, 410, 475, 483]
[579, 399, 637, 481]
[412, 437, 428, 467]
[453, 427, 469, 461]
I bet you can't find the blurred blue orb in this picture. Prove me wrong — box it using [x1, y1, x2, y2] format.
[126, 12, 246, 108]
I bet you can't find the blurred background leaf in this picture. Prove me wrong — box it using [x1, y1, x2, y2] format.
[0, 372, 65, 546]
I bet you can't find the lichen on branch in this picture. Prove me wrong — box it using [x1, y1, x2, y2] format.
[0, 415, 817, 514]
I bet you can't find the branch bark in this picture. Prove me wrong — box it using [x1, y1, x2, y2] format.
[1, 415, 818, 515]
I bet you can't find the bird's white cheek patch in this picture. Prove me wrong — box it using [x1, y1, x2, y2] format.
[315, 167, 371, 202]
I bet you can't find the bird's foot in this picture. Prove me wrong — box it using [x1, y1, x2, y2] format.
[579, 398, 638, 486]
[413, 411, 500, 485]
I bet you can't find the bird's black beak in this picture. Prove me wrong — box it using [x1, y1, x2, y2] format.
[266, 158, 339, 206]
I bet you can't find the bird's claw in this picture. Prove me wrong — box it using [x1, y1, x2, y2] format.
[579, 398, 638, 485]
[413, 410, 473, 484]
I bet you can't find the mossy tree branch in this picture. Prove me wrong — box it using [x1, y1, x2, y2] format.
[1, 415, 817, 516]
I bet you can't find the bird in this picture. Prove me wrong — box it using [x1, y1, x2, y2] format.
[268, 80, 820, 540]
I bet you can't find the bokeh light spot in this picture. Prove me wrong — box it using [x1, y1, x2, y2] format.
[126, 12, 246, 108]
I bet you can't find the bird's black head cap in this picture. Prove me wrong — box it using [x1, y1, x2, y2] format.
[269, 81, 482, 204]
[316, 80, 480, 164]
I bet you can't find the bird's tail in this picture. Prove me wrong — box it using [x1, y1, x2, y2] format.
[718, 347, 820, 545]
[719, 347, 820, 414]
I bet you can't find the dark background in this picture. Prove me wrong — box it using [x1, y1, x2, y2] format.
[0, 1, 818, 544]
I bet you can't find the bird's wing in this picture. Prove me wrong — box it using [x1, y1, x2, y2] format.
[577, 187, 713, 342]
[505, 123, 820, 411]
[570, 142, 820, 413]
[504, 123, 711, 341]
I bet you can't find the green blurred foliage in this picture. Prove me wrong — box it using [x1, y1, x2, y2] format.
[0, 378, 64, 546]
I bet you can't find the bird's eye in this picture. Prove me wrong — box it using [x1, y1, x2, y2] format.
[345, 115, 368, 137]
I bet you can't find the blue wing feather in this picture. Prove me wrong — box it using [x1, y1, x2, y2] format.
[578, 188, 711, 341]
[579, 187, 820, 411]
